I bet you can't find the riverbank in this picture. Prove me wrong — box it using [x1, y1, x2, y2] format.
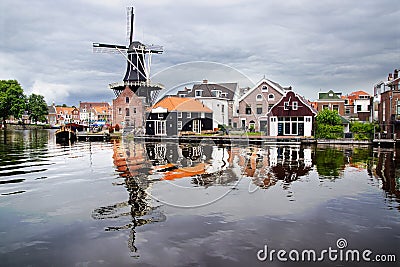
[3, 123, 51, 130]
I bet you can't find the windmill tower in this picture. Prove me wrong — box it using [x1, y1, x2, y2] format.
[93, 7, 163, 106]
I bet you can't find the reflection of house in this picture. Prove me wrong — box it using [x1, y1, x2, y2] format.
[342, 90, 372, 121]
[146, 96, 213, 136]
[314, 90, 345, 115]
[233, 77, 289, 132]
[177, 80, 239, 129]
[268, 91, 317, 136]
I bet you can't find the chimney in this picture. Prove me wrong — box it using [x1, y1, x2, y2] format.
[203, 79, 208, 84]
[394, 69, 399, 79]
[388, 73, 393, 81]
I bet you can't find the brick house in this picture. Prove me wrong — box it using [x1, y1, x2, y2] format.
[112, 86, 146, 131]
[146, 96, 213, 136]
[268, 91, 317, 136]
[55, 106, 80, 125]
[79, 102, 112, 125]
[377, 69, 400, 137]
[233, 77, 289, 132]
[314, 90, 345, 116]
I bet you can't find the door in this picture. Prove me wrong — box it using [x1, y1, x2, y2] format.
[155, 120, 166, 136]
[278, 122, 283, 136]
[193, 119, 201, 133]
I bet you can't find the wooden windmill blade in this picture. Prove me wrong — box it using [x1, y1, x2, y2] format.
[92, 43, 128, 54]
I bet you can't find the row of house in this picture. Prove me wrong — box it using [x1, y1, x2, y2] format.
[46, 102, 112, 127]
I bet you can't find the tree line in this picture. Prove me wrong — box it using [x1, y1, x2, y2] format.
[0, 80, 48, 128]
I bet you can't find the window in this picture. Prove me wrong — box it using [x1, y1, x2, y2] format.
[187, 112, 191, 118]
[177, 121, 182, 130]
[211, 90, 221, 97]
[344, 99, 349, 104]
[201, 112, 205, 118]
[118, 108, 122, 115]
[125, 108, 130, 116]
[126, 97, 130, 104]
[268, 104, 274, 111]
[179, 94, 185, 98]
[292, 101, 298, 110]
[195, 90, 202, 97]
[262, 85, 268, 92]
[133, 108, 137, 114]
[332, 105, 339, 112]
[158, 113, 163, 119]
[256, 105, 263, 114]
[245, 105, 252, 114]
[357, 105, 362, 112]
[178, 112, 182, 118]
[322, 105, 329, 110]
[256, 94, 263, 101]
[345, 108, 350, 114]
[268, 94, 274, 100]
[284, 101, 290, 110]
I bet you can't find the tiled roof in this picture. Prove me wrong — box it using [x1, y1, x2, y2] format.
[55, 107, 75, 114]
[318, 90, 342, 100]
[152, 96, 212, 113]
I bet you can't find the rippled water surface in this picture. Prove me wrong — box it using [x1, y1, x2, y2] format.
[0, 130, 399, 266]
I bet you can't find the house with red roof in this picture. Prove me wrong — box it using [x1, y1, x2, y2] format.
[341, 90, 372, 121]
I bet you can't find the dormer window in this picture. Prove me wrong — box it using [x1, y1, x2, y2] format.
[211, 90, 221, 97]
[195, 90, 203, 97]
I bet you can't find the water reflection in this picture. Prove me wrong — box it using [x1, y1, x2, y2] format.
[95, 140, 399, 259]
[92, 140, 165, 256]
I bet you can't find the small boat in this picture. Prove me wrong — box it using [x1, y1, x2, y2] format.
[55, 124, 78, 143]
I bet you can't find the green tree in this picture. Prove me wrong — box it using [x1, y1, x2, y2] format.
[0, 80, 26, 128]
[27, 93, 48, 123]
[315, 109, 343, 139]
[350, 121, 376, 140]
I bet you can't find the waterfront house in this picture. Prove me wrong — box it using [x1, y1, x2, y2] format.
[112, 87, 146, 132]
[267, 91, 317, 136]
[176, 80, 239, 130]
[79, 101, 112, 126]
[342, 90, 372, 121]
[46, 104, 57, 127]
[233, 77, 289, 132]
[55, 106, 80, 125]
[314, 90, 345, 116]
[377, 68, 400, 137]
[145, 96, 212, 136]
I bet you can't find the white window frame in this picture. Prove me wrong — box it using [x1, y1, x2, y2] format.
[256, 94, 263, 101]
[187, 112, 191, 118]
[262, 85, 268, 92]
[195, 90, 203, 97]
[284, 101, 290, 110]
[268, 94, 275, 100]
[292, 101, 298, 110]
[178, 112, 182, 118]
[177, 120, 182, 130]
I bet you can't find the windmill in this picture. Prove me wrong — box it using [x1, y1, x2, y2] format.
[93, 7, 164, 105]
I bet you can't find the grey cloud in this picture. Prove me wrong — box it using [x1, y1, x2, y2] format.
[0, 0, 399, 104]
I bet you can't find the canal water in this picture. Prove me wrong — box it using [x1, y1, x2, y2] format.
[0, 129, 399, 266]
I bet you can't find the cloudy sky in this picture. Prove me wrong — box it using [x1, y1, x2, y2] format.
[0, 0, 399, 105]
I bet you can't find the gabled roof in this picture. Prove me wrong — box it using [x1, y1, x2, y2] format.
[48, 105, 56, 114]
[342, 90, 372, 105]
[238, 77, 287, 102]
[317, 90, 342, 100]
[55, 106, 75, 114]
[267, 91, 317, 116]
[186, 82, 238, 100]
[151, 96, 212, 113]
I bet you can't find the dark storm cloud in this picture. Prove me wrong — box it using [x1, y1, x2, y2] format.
[0, 0, 399, 104]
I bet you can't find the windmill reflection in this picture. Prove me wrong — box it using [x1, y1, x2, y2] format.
[92, 140, 165, 255]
